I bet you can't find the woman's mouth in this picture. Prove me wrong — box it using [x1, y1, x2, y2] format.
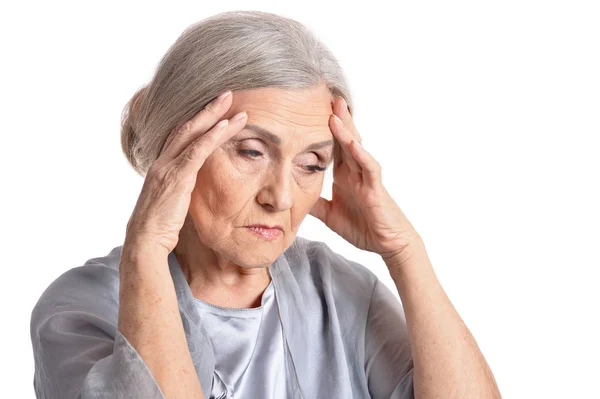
[245, 226, 282, 240]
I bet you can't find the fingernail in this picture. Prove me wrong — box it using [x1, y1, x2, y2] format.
[333, 114, 342, 124]
[217, 90, 232, 102]
[216, 119, 229, 128]
[339, 96, 347, 109]
[233, 111, 247, 121]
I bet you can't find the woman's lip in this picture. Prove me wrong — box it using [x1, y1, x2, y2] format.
[245, 226, 282, 240]
[246, 224, 283, 230]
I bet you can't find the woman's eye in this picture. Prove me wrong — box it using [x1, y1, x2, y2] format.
[238, 149, 326, 173]
[239, 149, 263, 158]
[305, 164, 327, 173]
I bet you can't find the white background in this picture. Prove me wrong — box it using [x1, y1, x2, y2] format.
[1, 1, 599, 398]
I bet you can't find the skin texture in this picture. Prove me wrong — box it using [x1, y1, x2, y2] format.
[174, 84, 336, 308]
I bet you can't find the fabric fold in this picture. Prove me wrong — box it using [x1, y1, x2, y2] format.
[31, 237, 415, 398]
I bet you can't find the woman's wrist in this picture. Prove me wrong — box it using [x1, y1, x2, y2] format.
[122, 235, 171, 265]
[379, 233, 425, 267]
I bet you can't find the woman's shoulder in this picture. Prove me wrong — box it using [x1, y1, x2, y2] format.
[31, 245, 125, 322]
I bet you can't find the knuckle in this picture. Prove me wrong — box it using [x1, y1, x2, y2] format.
[161, 165, 185, 191]
[195, 140, 210, 159]
[148, 161, 174, 184]
[182, 141, 205, 164]
[179, 121, 193, 133]
[163, 163, 181, 183]
[180, 149, 195, 166]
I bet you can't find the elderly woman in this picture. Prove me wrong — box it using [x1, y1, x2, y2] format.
[30, 10, 500, 399]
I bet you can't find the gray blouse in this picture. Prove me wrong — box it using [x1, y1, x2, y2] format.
[194, 279, 291, 398]
[30, 236, 415, 398]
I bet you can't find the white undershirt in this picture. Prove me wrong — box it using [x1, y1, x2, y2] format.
[193, 280, 291, 399]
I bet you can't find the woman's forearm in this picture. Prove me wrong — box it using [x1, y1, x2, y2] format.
[383, 239, 502, 399]
[118, 243, 205, 398]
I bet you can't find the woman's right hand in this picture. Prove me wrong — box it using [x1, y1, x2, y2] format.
[123, 90, 247, 257]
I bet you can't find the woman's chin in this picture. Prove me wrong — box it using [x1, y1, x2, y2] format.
[232, 245, 283, 268]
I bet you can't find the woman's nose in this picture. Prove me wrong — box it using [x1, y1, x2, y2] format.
[256, 167, 294, 212]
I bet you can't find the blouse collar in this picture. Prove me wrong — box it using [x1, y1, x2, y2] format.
[166, 246, 310, 398]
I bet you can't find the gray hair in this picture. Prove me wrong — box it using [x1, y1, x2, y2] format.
[120, 10, 353, 178]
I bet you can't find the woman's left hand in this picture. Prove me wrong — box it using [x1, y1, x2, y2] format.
[309, 96, 421, 262]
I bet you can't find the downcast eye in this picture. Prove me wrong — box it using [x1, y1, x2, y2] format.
[239, 149, 262, 158]
[238, 149, 327, 174]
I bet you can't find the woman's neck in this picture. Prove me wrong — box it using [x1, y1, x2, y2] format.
[173, 218, 272, 309]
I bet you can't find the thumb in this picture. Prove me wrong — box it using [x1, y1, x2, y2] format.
[309, 197, 331, 224]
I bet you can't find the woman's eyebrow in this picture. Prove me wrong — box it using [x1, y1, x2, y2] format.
[243, 124, 334, 151]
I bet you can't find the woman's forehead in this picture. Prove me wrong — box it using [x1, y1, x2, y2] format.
[225, 86, 335, 143]
[229, 85, 334, 116]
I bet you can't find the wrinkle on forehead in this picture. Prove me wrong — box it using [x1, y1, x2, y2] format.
[224, 85, 335, 135]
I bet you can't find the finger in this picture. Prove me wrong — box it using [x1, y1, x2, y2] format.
[330, 114, 361, 174]
[177, 111, 247, 176]
[309, 196, 331, 223]
[333, 96, 362, 144]
[348, 139, 382, 188]
[160, 90, 234, 161]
